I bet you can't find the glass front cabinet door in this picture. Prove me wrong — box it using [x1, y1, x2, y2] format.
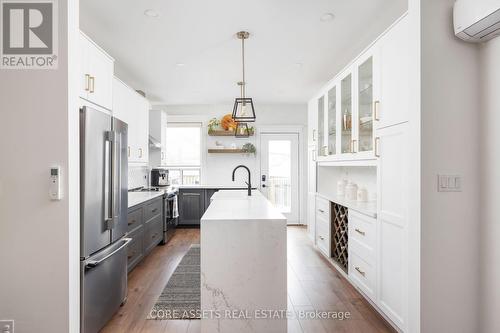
[340, 73, 353, 154]
[327, 85, 337, 156]
[317, 96, 325, 156]
[356, 54, 375, 156]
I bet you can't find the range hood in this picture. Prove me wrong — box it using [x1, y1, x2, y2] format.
[149, 135, 161, 149]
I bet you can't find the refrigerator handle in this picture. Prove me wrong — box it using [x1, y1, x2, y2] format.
[114, 132, 122, 223]
[86, 238, 132, 269]
[104, 134, 113, 227]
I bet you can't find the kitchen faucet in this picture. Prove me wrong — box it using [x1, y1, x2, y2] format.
[232, 165, 252, 196]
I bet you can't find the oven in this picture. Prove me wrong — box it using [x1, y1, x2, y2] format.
[162, 189, 178, 244]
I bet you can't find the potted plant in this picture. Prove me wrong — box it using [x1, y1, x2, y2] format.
[242, 143, 256, 156]
[208, 118, 221, 134]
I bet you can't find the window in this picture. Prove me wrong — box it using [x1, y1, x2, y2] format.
[165, 122, 202, 185]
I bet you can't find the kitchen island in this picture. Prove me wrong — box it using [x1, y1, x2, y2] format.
[200, 190, 287, 333]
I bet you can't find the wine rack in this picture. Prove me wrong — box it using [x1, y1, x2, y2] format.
[331, 202, 348, 272]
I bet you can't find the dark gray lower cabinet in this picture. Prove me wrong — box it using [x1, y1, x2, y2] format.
[126, 196, 163, 273]
[204, 189, 219, 210]
[178, 189, 205, 225]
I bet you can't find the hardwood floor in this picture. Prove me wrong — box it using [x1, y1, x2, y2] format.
[101, 226, 395, 333]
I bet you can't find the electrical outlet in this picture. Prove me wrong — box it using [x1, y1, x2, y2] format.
[437, 174, 462, 192]
[0, 320, 14, 333]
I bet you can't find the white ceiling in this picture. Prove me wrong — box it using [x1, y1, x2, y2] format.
[80, 0, 407, 105]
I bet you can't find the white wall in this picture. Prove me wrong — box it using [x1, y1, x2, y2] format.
[0, 0, 80, 332]
[316, 166, 377, 199]
[479, 36, 500, 333]
[420, 0, 480, 332]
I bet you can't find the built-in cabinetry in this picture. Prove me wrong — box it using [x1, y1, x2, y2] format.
[178, 189, 206, 225]
[149, 110, 168, 167]
[315, 196, 331, 257]
[127, 197, 164, 273]
[79, 32, 114, 111]
[113, 77, 150, 164]
[307, 14, 410, 333]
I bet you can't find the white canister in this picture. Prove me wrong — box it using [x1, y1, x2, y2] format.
[357, 188, 368, 202]
[345, 182, 358, 201]
[337, 179, 348, 197]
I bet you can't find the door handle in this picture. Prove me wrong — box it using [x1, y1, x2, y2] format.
[262, 175, 266, 182]
[86, 238, 132, 269]
[104, 132, 113, 227]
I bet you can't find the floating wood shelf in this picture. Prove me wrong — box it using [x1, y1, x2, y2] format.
[207, 148, 249, 154]
[208, 130, 254, 137]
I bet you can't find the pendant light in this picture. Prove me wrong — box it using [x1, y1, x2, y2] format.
[232, 31, 256, 127]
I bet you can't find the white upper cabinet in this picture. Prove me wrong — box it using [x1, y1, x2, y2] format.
[113, 77, 150, 165]
[307, 99, 318, 147]
[377, 16, 410, 129]
[309, 15, 409, 163]
[79, 32, 114, 110]
[149, 110, 168, 167]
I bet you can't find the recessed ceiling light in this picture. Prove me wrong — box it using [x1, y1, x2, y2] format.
[144, 9, 160, 18]
[320, 13, 335, 22]
[176, 63, 185, 67]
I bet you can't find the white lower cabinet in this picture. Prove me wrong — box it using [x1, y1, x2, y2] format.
[348, 211, 377, 303]
[315, 196, 330, 257]
[376, 122, 408, 330]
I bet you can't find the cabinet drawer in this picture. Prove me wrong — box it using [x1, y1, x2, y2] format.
[144, 215, 163, 254]
[349, 211, 376, 253]
[316, 220, 330, 257]
[144, 198, 163, 221]
[127, 207, 143, 232]
[349, 251, 376, 302]
[316, 197, 330, 220]
[127, 226, 143, 272]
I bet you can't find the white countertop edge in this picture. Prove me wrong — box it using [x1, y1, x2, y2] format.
[177, 184, 257, 189]
[316, 192, 377, 218]
[128, 191, 164, 208]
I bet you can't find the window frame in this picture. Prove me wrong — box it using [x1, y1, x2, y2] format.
[164, 122, 203, 185]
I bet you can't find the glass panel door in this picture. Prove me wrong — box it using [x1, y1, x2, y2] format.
[358, 57, 373, 152]
[327, 86, 337, 155]
[341, 74, 352, 154]
[317, 96, 325, 156]
[260, 134, 300, 224]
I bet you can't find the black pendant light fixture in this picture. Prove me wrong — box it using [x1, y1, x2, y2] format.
[232, 31, 256, 127]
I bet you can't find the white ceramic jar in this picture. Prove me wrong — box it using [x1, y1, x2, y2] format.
[345, 182, 358, 201]
[337, 179, 348, 197]
[357, 188, 368, 202]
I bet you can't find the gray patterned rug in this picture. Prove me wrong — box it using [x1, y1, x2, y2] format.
[148, 244, 200, 320]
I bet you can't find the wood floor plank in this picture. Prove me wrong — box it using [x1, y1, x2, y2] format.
[101, 226, 394, 333]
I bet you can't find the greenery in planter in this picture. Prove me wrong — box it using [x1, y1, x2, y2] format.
[208, 118, 221, 133]
[242, 143, 256, 155]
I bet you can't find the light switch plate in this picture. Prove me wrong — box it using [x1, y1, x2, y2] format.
[0, 320, 14, 333]
[437, 174, 462, 192]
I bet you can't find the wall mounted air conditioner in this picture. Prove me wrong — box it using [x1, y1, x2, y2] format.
[454, 0, 500, 42]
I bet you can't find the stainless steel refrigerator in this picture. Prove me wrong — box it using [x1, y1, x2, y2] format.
[80, 106, 130, 333]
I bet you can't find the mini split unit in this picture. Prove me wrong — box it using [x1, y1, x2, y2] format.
[454, 0, 500, 42]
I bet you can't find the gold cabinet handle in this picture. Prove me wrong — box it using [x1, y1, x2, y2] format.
[128, 146, 131, 157]
[375, 137, 380, 157]
[355, 267, 366, 277]
[89, 76, 95, 93]
[355, 228, 365, 236]
[373, 101, 380, 121]
[313, 129, 317, 141]
[85, 74, 90, 91]
[313, 149, 317, 161]
[351, 139, 357, 153]
[138, 148, 143, 158]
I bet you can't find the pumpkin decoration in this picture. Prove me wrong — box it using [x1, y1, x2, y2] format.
[221, 114, 237, 131]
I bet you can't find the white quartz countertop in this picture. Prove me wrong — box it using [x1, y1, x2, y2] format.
[317, 192, 377, 218]
[202, 190, 286, 221]
[178, 184, 256, 189]
[128, 191, 164, 208]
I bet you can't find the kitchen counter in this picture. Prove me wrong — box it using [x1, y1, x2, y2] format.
[317, 192, 377, 218]
[200, 190, 287, 332]
[177, 184, 257, 190]
[128, 191, 164, 208]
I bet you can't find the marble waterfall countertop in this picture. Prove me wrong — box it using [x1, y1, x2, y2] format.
[200, 190, 288, 333]
[127, 191, 164, 208]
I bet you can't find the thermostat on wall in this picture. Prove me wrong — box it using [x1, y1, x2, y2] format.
[50, 166, 61, 200]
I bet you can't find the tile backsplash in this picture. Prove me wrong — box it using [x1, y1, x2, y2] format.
[128, 165, 149, 189]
